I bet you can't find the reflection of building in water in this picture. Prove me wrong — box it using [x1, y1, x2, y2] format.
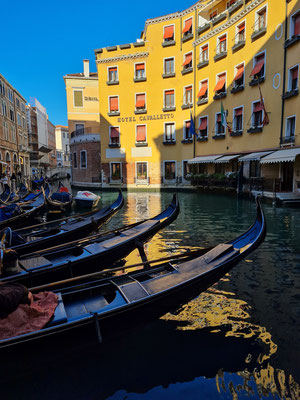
[162, 287, 300, 399]
[126, 192, 162, 221]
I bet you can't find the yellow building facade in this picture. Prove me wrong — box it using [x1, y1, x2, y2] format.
[65, 0, 300, 195]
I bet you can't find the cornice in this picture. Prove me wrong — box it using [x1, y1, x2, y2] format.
[96, 52, 149, 64]
[193, 0, 265, 46]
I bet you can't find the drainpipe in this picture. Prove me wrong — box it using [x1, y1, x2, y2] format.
[279, 0, 288, 146]
[193, 7, 197, 158]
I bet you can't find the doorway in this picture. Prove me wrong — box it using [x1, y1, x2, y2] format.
[281, 162, 294, 191]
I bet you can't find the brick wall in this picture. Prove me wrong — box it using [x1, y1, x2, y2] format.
[71, 141, 101, 183]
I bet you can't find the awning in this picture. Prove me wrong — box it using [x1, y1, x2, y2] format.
[235, 107, 243, 116]
[253, 102, 263, 112]
[234, 65, 244, 81]
[136, 125, 146, 142]
[164, 26, 174, 39]
[182, 18, 192, 33]
[197, 81, 208, 97]
[238, 151, 273, 162]
[182, 53, 192, 66]
[199, 118, 207, 130]
[250, 59, 264, 77]
[214, 75, 225, 92]
[38, 146, 52, 153]
[260, 148, 300, 164]
[215, 154, 241, 163]
[188, 155, 223, 164]
[110, 127, 119, 138]
[135, 63, 145, 70]
[109, 97, 119, 111]
[136, 94, 145, 108]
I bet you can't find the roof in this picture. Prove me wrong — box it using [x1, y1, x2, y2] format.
[55, 125, 68, 129]
[64, 72, 98, 78]
[260, 148, 300, 164]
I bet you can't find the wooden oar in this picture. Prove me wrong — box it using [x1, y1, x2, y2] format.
[29, 247, 210, 292]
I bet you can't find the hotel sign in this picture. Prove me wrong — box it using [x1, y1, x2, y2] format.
[84, 96, 98, 101]
[117, 113, 174, 123]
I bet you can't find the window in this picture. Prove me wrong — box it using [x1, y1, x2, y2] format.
[21, 103, 25, 113]
[73, 152, 77, 168]
[2, 100, 7, 117]
[2, 121, 8, 140]
[217, 34, 227, 54]
[108, 67, 118, 82]
[163, 25, 174, 42]
[16, 98, 20, 108]
[183, 161, 191, 180]
[136, 162, 147, 180]
[183, 86, 193, 106]
[198, 80, 208, 100]
[199, 44, 209, 63]
[164, 58, 175, 75]
[236, 22, 245, 43]
[17, 113, 21, 126]
[214, 73, 226, 95]
[135, 63, 145, 79]
[75, 123, 84, 133]
[183, 120, 192, 140]
[289, 65, 299, 91]
[74, 90, 83, 107]
[252, 101, 263, 127]
[233, 107, 243, 131]
[234, 64, 244, 87]
[165, 161, 176, 180]
[109, 96, 119, 113]
[109, 126, 120, 145]
[11, 126, 16, 142]
[164, 90, 175, 109]
[250, 53, 265, 79]
[0, 80, 5, 96]
[182, 52, 192, 70]
[216, 113, 225, 135]
[215, 163, 225, 175]
[182, 18, 192, 37]
[110, 163, 121, 181]
[63, 132, 66, 139]
[7, 88, 13, 103]
[80, 150, 87, 169]
[164, 122, 175, 142]
[135, 93, 146, 111]
[286, 116, 296, 137]
[136, 125, 146, 143]
[9, 108, 14, 122]
[255, 7, 267, 31]
[250, 161, 260, 177]
[22, 117, 26, 129]
[199, 116, 208, 138]
[210, 10, 217, 20]
[291, 11, 300, 36]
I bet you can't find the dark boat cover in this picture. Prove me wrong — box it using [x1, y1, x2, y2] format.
[0, 283, 30, 318]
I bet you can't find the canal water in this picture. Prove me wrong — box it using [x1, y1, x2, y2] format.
[1, 190, 300, 400]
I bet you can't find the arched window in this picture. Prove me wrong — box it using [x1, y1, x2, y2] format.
[5, 152, 10, 162]
[13, 154, 18, 163]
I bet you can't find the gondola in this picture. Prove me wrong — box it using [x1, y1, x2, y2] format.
[0, 185, 49, 230]
[46, 182, 73, 212]
[0, 186, 11, 203]
[0, 198, 266, 349]
[2, 190, 124, 256]
[0, 182, 30, 205]
[0, 194, 180, 287]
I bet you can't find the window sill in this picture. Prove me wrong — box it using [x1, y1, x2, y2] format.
[213, 92, 226, 100]
[181, 67, 193, 75]
[162, 40, 175, 47]
[198, 23, 211, 35]
[182, 33, 193, 43]
[135, 142, 148, 147]
[162, 107, 176, 112]
[108, 112, 120, 117]
[285, 34, 300, 49]
[251, 27, 267, 41]
[280, 136, 295, 145]
[232, 40, 245, 52]
[249, 77, 265, 86]
[134, 109, 147, 115]
[247, 127, 263, 134]
[230, 130, 243, 137]
[133, 41, 145, 47]
[181, 104, 193, 110]
[197, 60, 209, 69]
[214, 51, 227, 62]
[164, 178, 176, 183]
[134, 77, 146, 82]
[211, 13, 227, 26]
[163, 140, 176, 145]
[228, 0, 243, 15]
[282, 88, 298, 99]
[108, 143, 121, 148]
[107, 81, 119, 86]
[231, 85, 244, 94]
[197, 136, 208, 142]
[181, 138, 193, 144]
[110, 179, 122, 184]
[212, 134, 225, 139]
[162, 72, 175, 79]
[197, 98, 208, 106]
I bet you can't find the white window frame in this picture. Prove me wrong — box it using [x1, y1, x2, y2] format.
[254, 4, 268, 32]
[75, 123, 85, 132]
[290, 9, 300, 38]
[285, 115, 296, 138]
[199, 43, 209, 63]
[163, 88, 175, 109]
[109, 162, 122, 182]
[215, 71, 227, 94]
[251, 99, 264, 128]
[80, 150, 87, 169]
[135, 161, 148, 182]
[164, 121, 176, 142]
[108, 95, 119, 114]
[107, 66, 119, 82]
[182, 160, 191, 183]
[134, 62, 146, 79]
[215, 112, 225, 135]
[198, 115, 209, 138]
[183, 51, 193, 69]
[183, 84, 193, 106]
[164, 160, 177, 182]
[163, 23, 175, 42]
[182, 16, 193, 36]
[216, 32, 228, 54]
[288, 63, 299, 91]
[135, 124, 147, 144]
[163, 57, 175, 75]
[234, 62, 245, 86]
[73, 88, 84, 108]
[135, 92, 147, 111]
[235, 20, 246, 43]
[199, 79, 209, 99]
[233, 105, 244, 131]
[109, 125, 120, 145]
[252, 50, 266, 79]
[183, 119, 192, 140]
[73, 151, 78, 168]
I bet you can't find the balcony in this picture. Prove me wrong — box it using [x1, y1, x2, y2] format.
[282, 88, 298, 100]
[197, 98, 208, 106]
[214, 51, 227, 62]
[181, 67, 193, 75]
[247, 126, 263, 134]
[232, 40, 245, 52]
[249, 76, 265, 86]
[231, 85, 244, 94]
[211, 12, 227, 26]
[162, 40, 176, 47]
[182, 33, 193, 43]
[70, 127, 92, 138]
[213, 92, 226, 100]
[198, 22, 211, 35]
[230, 130, 243, 137]
[285, 34, 300, 49]
[227, 0, 243, 15]
[197, 60, 209, 69]
[251, 26, 267, 41]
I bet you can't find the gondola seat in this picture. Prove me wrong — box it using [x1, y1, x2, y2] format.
[47, 293, 67, 327]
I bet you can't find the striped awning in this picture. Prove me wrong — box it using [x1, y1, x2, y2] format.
[260, 148, 300, 164]
[238, 151, 273, 162]
[188, 155, 223, 164]
[214, 154, 240, 163]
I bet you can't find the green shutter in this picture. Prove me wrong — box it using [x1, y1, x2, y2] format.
[74, 91, 83, 107]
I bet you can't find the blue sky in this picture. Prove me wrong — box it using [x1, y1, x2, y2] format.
[0, 0, 195, 126]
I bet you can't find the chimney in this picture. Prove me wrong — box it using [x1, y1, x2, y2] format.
[83, 59, 89, 77]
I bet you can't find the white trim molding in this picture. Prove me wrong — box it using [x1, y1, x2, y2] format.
[96, 52, 149, 64]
